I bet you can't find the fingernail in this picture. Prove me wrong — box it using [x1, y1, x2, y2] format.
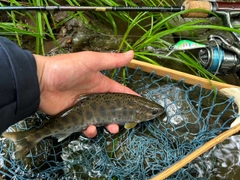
[124, 50, 134, 58]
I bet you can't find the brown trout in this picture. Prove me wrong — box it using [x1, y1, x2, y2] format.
[2, 93, 164, 159]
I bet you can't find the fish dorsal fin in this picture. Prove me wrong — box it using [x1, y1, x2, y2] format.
[124, 122, 138, 129]
[53, 133, 72, 142]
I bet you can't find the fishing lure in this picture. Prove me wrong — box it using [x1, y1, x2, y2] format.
[167, 40, 206, 56]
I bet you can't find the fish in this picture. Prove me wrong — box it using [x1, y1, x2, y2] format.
[2, 93, 164, 159]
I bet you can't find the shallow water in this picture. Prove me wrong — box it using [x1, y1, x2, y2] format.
[209, 135, 240, 180]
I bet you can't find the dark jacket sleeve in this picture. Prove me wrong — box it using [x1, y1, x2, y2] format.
[0, 37, 40, 133]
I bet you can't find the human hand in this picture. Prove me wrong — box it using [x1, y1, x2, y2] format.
[34, 50, 138, 138]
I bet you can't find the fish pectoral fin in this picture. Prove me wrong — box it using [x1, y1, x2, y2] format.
[53, 133, 72, 142]
[124, 122, 138, 129]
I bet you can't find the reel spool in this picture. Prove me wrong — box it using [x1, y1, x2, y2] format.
[199, 46, 239, 74]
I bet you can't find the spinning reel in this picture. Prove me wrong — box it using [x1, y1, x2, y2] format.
[199, 35, 240, 74]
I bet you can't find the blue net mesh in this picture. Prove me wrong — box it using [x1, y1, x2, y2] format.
[0, 67, 238, 179]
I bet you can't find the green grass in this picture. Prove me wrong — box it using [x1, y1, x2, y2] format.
[0, 0, 240, 81]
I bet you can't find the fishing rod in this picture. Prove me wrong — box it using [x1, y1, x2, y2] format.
[2, 0, 240, 75]
[1, 0, 240, 41]
[0, 5, 184, 12]
[0, 1, 239, 13]
[0, 1, 238, 14]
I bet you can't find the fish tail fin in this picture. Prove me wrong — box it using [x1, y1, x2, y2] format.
[2, 130, 37, 159]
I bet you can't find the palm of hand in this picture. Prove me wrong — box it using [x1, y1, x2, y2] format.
[38, 51, 136, 115]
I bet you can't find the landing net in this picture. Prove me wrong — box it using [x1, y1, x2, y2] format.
[0, 67, 238, 179]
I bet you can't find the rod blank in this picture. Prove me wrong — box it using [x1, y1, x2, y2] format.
[0, 6, 184, 12]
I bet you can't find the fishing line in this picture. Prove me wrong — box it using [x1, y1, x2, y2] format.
[208, 38, 222, 78]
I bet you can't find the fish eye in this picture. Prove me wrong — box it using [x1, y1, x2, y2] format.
[152, 109, 159, 115]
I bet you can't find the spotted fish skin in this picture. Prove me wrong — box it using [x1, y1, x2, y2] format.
[2, 93, 164, 159]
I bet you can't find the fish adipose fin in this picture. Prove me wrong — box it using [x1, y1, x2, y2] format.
[124, 122, 138, 129]
[2, 129, 37, 159]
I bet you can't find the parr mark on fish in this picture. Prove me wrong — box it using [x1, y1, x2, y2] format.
[2, 93, 164, 159]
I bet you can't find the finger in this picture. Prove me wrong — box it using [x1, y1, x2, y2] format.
[106, 124, 119, 134]
[106, 79, 140, 96]
[81, 50, 134, 71]
[83, 124, 119, 138]
[89, 75, 140, 96]
[83, 125, 97, 138]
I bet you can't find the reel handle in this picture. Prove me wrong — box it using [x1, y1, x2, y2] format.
[182, 0, 240, 43]
[182, 0, 240, 18]
[182, 0, 211, 18]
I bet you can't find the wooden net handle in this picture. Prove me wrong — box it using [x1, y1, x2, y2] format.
[128, 60, 239, 90]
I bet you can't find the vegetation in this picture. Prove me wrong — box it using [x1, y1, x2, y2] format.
[0, 0, 239, 81]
